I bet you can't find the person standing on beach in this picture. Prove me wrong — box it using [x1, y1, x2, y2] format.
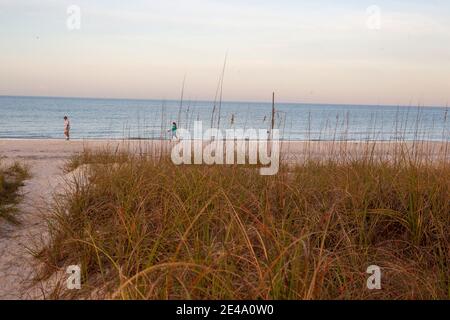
[64, 116, 70, 140]
[168, 122, 178, 141]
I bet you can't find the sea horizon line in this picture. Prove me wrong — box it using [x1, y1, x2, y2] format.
[0, 94, 448, 110]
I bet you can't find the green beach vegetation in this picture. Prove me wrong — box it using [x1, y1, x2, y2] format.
[38, 140, 450, 299]
[36, 143, 449, 299]
[0, 160, 30, 224]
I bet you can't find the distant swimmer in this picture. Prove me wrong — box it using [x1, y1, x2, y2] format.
[64, 116, 70, 140]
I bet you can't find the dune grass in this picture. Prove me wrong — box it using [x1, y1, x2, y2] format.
[36, 145, 449, 300]
[0, 161, 30, 224]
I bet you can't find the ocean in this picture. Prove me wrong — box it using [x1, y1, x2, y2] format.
[0, 96, 448, 141]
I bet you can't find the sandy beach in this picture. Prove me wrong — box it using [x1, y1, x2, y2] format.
[1, 138, 448, 160]
[1, 139, 448, 172]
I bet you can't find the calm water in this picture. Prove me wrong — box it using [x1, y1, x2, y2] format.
[0, 96, 448, 141]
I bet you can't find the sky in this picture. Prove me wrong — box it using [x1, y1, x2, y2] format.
[0, 0, 449, 106]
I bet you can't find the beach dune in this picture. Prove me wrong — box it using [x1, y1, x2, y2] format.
[0, 138, 448, 299]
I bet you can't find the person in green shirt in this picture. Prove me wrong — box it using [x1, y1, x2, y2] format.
[168, 122, 178, 140]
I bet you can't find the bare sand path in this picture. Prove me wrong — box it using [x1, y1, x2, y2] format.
[0, 141, 80, 299]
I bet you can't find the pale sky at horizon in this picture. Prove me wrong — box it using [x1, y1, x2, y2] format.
[1, 0, 449, 106]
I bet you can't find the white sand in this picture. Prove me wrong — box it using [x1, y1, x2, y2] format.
[0, 138, 448, 299]
[1, 138, 448, 161]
